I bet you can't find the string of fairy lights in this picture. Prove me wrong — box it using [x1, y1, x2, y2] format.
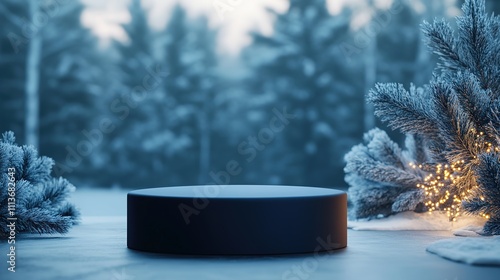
[409, 129, 498, 221]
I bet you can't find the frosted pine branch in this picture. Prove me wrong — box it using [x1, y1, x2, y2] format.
[0, 131, 80, 238]
[346, 0, 500, 234]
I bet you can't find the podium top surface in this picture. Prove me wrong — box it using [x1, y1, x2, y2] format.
[128, 185, 345, 199]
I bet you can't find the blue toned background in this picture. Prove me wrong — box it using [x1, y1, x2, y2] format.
[0, 0, 497, 189]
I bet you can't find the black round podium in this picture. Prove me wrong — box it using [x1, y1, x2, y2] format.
[127, 185, 347, 255]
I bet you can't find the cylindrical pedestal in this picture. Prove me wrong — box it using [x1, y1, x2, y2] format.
[127, 185, 347, 255]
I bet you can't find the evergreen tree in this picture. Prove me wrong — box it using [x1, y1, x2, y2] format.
[114, 0, 155, 83]
[0, 1, 26, 140]
[375, 2, 422, 85]
[106, 3, 221, 187]
[0, 0, 107, 184]
[38, 1, 107, 182]
[351, 0, 454, 142]
[105, 0, 166, 187]
[365, 1, 422, 141]
[345, 0, 500, 235]
[243, 0, 363, 187]
[161, 5, 221, 185]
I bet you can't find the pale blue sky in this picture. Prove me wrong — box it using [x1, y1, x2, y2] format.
[81, 0, 290, 54]
[80, 0, 458, 54]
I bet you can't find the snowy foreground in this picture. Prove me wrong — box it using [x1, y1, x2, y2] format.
[0, 190, 499, 279]
[427, 236, 500, 266]
[349, 212, 500, 266]
[348, 212, 486, 231]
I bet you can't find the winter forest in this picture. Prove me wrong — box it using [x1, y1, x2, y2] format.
[1, 0, 499, 189]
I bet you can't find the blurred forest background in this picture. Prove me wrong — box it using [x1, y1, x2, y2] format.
[1, 0, 498, 189]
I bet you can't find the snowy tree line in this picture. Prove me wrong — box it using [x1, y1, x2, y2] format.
[1, 0, 498, 188]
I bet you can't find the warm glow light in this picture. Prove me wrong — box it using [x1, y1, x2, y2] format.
[411, 129, 496, 222]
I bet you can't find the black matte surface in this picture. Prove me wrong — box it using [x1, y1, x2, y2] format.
[127, 185, 347, 255]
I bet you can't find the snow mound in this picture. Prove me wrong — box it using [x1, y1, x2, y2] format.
[453, 226, 484, 237]
[426, 236, 500, 266]
[348, 211, 485, 231]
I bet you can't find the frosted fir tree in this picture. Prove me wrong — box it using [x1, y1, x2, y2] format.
[161, 6, 221, 185]
[0, 132, 79, 238]
[40, 0, 108, 179]
[345, 0, 500, 235]
[0, 0, 26, 138]
[0, 0, 108, 182]
[244, 0, 363, 187]
[106, 0, 165, 187]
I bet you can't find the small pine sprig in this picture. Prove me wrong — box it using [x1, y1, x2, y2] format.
[344, 128, 426, 219]
[0, 131, 80, 238]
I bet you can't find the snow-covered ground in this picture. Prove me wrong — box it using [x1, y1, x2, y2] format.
[427, 236, 500, 266]
[2, 190, 499, 279]
[348, 212, 486, 231]
[2, 216, 499, 280]
[349, 211, 500, 266]
[68, 187, 128, 216]
[53, 190, 500, 269]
